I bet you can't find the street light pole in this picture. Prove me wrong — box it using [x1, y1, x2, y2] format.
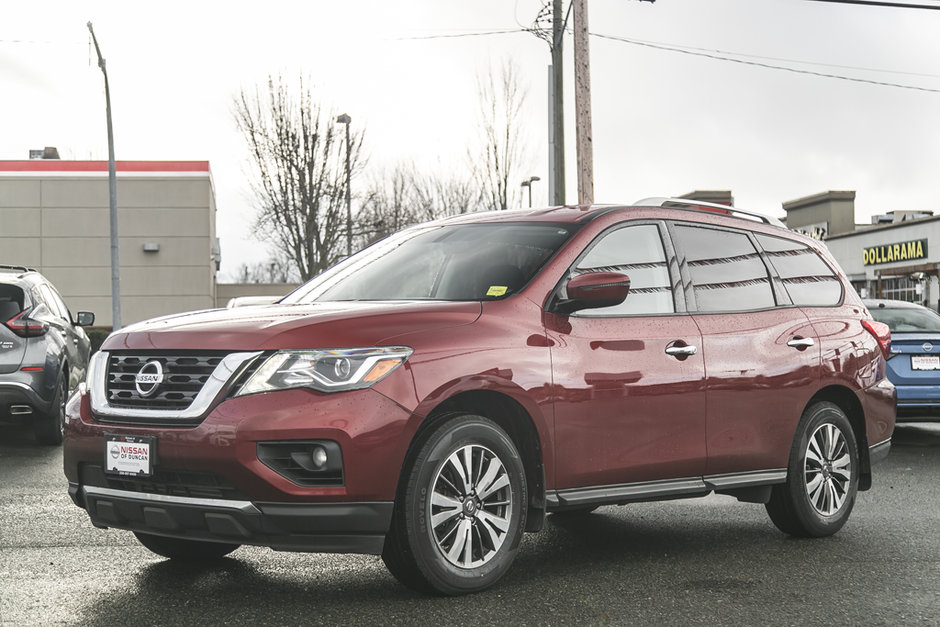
[521, 176, 541, 208]
[336, 113, 352, 257]
[87, 22, 121, 330]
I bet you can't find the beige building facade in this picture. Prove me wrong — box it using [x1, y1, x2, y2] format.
[0, 160, 219, 327]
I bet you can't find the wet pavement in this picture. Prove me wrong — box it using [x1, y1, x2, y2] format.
[1, 422, 939, 625]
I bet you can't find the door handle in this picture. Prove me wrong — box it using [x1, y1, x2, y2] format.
[787, 337, 815, 350]
[665, 345, 697, 358]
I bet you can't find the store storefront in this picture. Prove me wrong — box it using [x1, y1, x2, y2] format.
[826, 224, 940, 309]
[784, 190, 940, 309]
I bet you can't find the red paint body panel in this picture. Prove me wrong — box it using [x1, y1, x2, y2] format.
[695, 308, 819, 474]
[547, 312, 706, 487]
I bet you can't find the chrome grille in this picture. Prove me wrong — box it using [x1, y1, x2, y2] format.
[107, 352, 230, 410]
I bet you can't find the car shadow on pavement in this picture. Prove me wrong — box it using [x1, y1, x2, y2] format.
[891, 422, 940, 447]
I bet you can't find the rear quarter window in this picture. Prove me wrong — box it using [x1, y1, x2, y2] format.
[756, 234, 843, 306]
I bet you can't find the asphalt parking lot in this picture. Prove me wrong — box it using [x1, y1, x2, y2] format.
[1, 422, 938, 626]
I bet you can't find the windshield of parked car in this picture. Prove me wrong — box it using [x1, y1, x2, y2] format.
[869, 306, 940, 333]
[282, 222, 575, 303]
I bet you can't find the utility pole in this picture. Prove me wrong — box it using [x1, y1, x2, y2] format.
[573, 0, 594, 205]
[87, 22, 121, 329]
[550, 0, 566, 206]
[336, 113, 352, 256]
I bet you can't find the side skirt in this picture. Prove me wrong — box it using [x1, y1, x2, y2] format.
[545, 469, 787, 510]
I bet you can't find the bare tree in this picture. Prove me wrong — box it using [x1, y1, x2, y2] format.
[471, 60, 530, 211]
[235, 75, 364, 281]
[357, 164, 483, 245]
[233, 250, 298, 284]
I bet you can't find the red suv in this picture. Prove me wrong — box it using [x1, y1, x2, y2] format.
[64, 200, 896, 595]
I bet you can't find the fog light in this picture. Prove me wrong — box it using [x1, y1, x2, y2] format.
[312, 445, 328, 468]
[256, 440, 344, 486]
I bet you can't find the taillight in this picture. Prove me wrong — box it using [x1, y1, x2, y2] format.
[5, 308, 48, 338]
[861, 319, 891, 359]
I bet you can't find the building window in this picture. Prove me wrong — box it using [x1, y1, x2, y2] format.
[880, 276, 919, 303]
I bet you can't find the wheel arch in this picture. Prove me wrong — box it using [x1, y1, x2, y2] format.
[806, 385, 872, 491]
[398, 390, 546, 533]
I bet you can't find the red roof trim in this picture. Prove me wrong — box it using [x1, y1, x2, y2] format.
[0, 160, 210, 173]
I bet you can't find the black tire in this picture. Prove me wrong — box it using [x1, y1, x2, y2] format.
[765, 402, 859, 538]
[133, 532, 240, 561]
[382, 414, 527, 595]
[34, 370, 67, 446]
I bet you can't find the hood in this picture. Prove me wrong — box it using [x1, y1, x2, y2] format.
[102, 301, 482, 352]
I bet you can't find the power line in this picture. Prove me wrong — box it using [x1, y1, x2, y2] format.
[396, 29, 524, 41]
[618, 37, 940, 80]
[395, 26, 940, 93]
[0, 38, 83, 45]
[594, 33, 940, 94]
[804, 0, 940, 9]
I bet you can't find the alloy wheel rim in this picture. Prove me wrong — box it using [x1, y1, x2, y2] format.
[428, 444, 513, 569]
[803, 423, 852, 516]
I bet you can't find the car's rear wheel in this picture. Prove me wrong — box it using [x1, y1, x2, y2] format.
[33, 370, 67, 446]
[133, 532, 240, 561]
[382, 414, 527, 595]
[765, 401, 859, 537]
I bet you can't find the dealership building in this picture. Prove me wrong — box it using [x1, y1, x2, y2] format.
[784, 190, 940, 309]
[0, 157, 223, 327]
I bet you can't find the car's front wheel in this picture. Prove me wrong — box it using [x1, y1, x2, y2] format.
[382, 414, 527, 595]
[765, 401, 859, 537]
[133, 532, 240, 561]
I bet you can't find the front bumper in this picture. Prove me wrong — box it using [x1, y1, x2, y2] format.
[64, 382, 419, 553]
[69, 482, 392, 554]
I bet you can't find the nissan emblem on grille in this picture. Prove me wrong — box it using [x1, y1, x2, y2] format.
[923, 342, 934, 352]
[135, 361, 165, 397]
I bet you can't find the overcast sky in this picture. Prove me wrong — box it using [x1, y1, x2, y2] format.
[3, 0, 940, 280]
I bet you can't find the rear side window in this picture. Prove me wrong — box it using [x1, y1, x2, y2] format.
[756, 234, 843, 306]
[572, 224, 674, 315]
[672, 225, 775, 312]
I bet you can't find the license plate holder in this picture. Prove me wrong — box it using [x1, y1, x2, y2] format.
[104, 434, 156, 476]
[911, 355, 940, 371]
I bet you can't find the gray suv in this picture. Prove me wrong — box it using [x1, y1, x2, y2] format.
[0, 265, 95, 444]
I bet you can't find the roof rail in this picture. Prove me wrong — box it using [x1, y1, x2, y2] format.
[0, 264, 37, 274]
[634, 197, 785, 228]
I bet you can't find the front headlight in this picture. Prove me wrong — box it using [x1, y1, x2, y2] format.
[235, 346, 413, 396]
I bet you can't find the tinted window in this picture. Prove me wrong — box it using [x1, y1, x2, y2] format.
[283, 223, 574, 303]
[572, 224, 674, 315]
[673, 225, 775, 312]
[757, 234, 842, 306]
[869, 306, 940, 333]
[0, 284, 24, 322]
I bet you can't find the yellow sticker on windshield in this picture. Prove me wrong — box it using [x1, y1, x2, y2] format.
[487, 286, 508, 297]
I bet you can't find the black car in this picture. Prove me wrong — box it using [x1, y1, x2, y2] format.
[0, 265, 95, 444]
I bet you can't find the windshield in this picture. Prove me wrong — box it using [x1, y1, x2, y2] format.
[282, 222, 575, 304]
[869, 306, 940, 333]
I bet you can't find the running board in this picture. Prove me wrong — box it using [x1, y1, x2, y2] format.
[546, 469, 787, 509]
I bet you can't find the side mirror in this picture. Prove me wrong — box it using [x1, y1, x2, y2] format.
[554, 272, 630, 315]
[76, 311, 95, 327]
